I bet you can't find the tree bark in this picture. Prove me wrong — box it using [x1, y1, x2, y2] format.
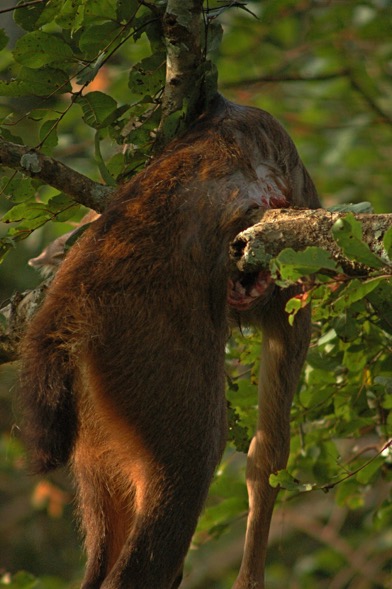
[0, 282, 50, 363]
[0, 137, 114, 212]
[230, 208, 392, 276]
[154, 0, 218, 150]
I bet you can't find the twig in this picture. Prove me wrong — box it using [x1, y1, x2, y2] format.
[348, 71, 392, 126]
[222, 69, 349, 89]
[321, 439, 392, 492]
[0, 0, 43, 15]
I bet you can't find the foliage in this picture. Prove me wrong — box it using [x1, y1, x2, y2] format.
[0, 1, 391, 588]
[0, 0, 168, 261]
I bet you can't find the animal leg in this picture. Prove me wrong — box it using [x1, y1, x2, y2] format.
[233, 291, 311, 588]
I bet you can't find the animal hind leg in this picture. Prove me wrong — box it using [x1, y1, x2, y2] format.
[99, 453, 222, 589]
[74, 458, 110, 589]
[74, 445, 137, 589]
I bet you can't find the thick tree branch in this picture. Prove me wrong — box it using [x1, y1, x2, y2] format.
[155, 0, 218, 149]
[230, 209, 392, 276]
[161, 0, 203, 112]
[0, 137, 114, 212]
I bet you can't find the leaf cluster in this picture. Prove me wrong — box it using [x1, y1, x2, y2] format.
[0, 0, 167, 259]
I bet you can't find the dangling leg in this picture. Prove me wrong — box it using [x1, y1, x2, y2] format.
[233, 291, 311, 588]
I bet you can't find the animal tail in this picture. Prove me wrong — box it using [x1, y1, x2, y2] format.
[18, 298, 78, 474]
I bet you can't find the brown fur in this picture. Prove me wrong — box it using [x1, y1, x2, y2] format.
[18, 95, 320, 589]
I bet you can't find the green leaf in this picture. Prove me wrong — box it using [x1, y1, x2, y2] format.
[13, 1, 63, 36]
[356, 456, 384, 485]
[299, 377, 333, 408]
[328, 201, 373, 214]
[128, 52, 166, 100]
[84, 0, 117, 21]
[13, 0, 47, 31]
[2, 194, 77, 225]
[158, 103, 188, 146]
[39, 120, 59, 154]
[35, 0, 65, 27]
[13, 32, 73, 69]
[0, 176, 36, 202]
[117, 0, 141, 21]
[366, 279, 392, 334]
[94, 130, 116, 186]
[374, 500, 392, 531]
[335, 479, 365, 509]
[332, 277, 382, 312]
[376, 377, 392, 406]
[27, 109, 52, 122]
[332, 314, 361, 342]
[0, 67, 71, 96]
[76, 54, 106, 86]
[55, 0, 85, 31]
[46, 193, 73, 209]
[272, 246, 339, 281]
[383, 226, 392, 260]
[106, 152, 126, 179]
[206, 20, 223, 58]
[0, 236, 16, 262]
[285, 295, 303, 317]
[2, 202, 50, 223]
[46, 193, 80, 221]
[77, 91, 118, 128]
[0, 29, 8, 51]
[270, 470, 303, 492]
[0, 127, 23, 144]
[227, 402, 251, 453]
[342, 346, 367, 372]
[332, 214, 385, 269]
[79, 22, 118, 58]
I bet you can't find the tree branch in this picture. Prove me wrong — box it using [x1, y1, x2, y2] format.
[155, 0, 218, 149]
[221, 70, 349, 89]
[0, 137, 114, 212]
[230, 209, 392, 276]
[0, 282, 50, 363]
[162, 0, 203, 111]
[0, 0, 43, 15]
[348, 72, 392, 127]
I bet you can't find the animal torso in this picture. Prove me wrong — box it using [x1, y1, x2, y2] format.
[19, 95, 319, 589]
